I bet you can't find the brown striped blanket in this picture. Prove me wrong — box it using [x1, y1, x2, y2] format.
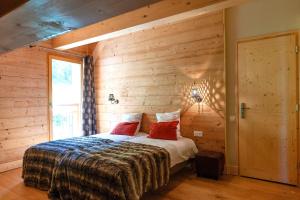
[22, 136, 113, 190]
[48, 141, 170, 200]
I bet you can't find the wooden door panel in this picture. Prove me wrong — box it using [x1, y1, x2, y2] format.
[238, 34, 298, 185]
[239, 113, 297, 183]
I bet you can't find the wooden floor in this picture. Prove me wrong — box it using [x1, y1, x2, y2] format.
[1, 168, 300, 200]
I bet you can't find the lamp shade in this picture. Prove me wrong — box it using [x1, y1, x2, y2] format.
[191, 87, 202, 103]
[108, 94, 115, 101]
[191, 88, 198, 97]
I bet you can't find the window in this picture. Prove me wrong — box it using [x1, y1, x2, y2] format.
[49, 56, 82, 140]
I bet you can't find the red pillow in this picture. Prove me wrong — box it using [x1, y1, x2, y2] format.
[148, 121, 179, 140]
[111, 122, 139, 136]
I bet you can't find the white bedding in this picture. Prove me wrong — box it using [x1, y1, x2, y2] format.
[94, 132, 198, 167]
[129, 136, 198, 167]
[93, 132, 147, 142]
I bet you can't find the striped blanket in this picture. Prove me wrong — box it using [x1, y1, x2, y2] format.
[22, 136, 113, 190]
[48, 141, 170, 200]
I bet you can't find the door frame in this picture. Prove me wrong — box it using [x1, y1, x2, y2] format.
[48, 54, 83, 141]
[235, 30, 300, 185]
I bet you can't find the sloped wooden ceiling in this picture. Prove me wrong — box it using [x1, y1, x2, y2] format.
[0, 0, 160, 53]
[0, 0, 29, 18]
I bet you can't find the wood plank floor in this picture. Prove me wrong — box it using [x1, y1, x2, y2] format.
[0, 168, 300, 200]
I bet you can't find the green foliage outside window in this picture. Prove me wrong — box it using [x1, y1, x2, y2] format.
[52, 60, 73, 85]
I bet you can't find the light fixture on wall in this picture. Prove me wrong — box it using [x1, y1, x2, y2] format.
[191, 82, 203, 113]
[191, 88, 203, 103]
[108, 94, 119, 104]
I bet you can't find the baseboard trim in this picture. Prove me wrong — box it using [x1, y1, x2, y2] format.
[0, 160, 22, 173]
[225, 165, 239, 175]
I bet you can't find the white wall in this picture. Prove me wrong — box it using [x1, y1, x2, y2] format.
[225, 0, 300, 168]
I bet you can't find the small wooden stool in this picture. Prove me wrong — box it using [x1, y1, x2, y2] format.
[195, 151, 224, 180]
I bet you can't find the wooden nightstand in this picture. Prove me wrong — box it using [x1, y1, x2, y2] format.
[195, 151, 224, 180]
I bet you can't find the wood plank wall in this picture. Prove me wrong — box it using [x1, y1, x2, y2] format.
[0, 43, 90, 172]
[93, 11, 225, 153]
[0, 47, 49, 172]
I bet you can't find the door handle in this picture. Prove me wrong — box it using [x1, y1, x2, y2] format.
[240, 103, 250, 119]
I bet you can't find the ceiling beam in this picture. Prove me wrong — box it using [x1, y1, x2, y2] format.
[0, 0, 28, 18]
[53, 0, 248, 50]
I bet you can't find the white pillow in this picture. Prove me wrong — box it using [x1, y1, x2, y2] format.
[156, 109, 181, 137]
[121, 113, 143, 135]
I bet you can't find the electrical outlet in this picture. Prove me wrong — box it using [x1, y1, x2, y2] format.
[194, 131, 203, 137]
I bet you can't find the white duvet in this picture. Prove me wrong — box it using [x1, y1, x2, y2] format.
[94, 132, 198, 167]
[129, 136, 198, 167]
[93, 132, 147, 142]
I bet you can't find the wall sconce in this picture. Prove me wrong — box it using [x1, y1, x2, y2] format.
[108, 94, 119, 104]
[191, 83, 203, 113]
[191, 88, 203, 103]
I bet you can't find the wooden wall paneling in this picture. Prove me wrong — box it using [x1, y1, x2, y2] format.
[53, 0, 248, 50]
[0, 47, 49, 172]
[0, 160, 23, 173]
[93, 11, 225, 153]
[222, 9, 229, 174]
[295, 30, 300, 187]
[0, 43, 88, 172]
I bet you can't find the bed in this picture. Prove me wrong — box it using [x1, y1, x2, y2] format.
[22, 133, 145, 190]
[23, 133, 198, 200]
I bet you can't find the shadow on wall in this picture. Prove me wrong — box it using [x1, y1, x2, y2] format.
[181, 75, 225, 119]
[178, 69, 225, 152]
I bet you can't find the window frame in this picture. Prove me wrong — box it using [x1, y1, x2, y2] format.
[48, 54, 83, 141]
